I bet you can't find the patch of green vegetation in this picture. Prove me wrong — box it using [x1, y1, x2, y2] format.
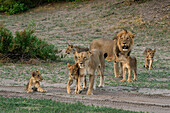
[0, 96, 142, 113]
[0, 26, 59, 61]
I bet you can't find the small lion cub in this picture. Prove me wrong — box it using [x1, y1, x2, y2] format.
[144, 48, 156, 70]
[26, 70, 46, 93]
[67, 63, 86, 94]
[115, 53, 137, 82]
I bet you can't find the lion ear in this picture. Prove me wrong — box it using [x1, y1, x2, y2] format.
[36, 70, 40, 74]
[67, 63, 71, 68]
[113, 36, 118, 40]
[75, 63, 79, 67]
[153, 49, 156, 52]
[128, 31, 135, 38]
[117, 29, 127, 38]
[88, 51, 92, 56]
[32, 72, 36, 77]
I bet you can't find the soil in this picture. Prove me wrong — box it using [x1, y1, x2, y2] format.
[0, 85, 170, 113]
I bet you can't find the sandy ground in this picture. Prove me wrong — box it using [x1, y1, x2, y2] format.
[0, 85, 170, 113]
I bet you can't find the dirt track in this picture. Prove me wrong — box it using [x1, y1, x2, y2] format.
[0, 85, 170, 113]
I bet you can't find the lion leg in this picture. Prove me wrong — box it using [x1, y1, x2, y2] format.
[114, 62, 119, 78]
[77, 76, 82, 94]
[119, 62, 123, 77]
[75, 79, 78, 94]
[83, 75, 87, 89]
[127, 69, 132, 83]
[144, 58, 149, 68]
[67, 79, 73, 94]
[93, 74, 96, 90]
[120, 67, 126, 82]
[97, 68, 104, 87]
[36, 83, 46, 93]
[149, 59, 153, 70]
[133, 68, 137, 81]
[87, 74, 94, 95]
[37, 87, 46, 93]
[27, 87, 33, 93]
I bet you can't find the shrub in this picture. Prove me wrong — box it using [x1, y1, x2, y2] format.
[0, 26, 15, 54]
[15, 29, 58, 60]
[0, 0, 88, 15]
[0, 26, 59, 62]
[0, 1, 28, 15]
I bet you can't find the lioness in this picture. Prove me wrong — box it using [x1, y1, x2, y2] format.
[76, 49, 105, 95]
[67, 63, 86, 94]
[65, 45, 89, 63]
[90, 29, 135, 77]
[144, 48, 156, 70]
[115, 53, 137, 82]
[26, 70, 46, 93]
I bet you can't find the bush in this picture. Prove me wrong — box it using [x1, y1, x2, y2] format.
[0, 26, 59, 62]
[0, 26, 14, 54]
[0, 1, 28, 15]
[0, 0, 87, 15]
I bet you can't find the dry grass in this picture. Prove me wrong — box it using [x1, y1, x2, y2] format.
[0, 0, 169, 89]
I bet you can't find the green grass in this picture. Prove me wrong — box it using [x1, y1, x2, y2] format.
[0, 96, 142, 113]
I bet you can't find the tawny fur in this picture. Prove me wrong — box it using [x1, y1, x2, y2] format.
[115, 53, 137, 83]
[90, 29, 135, 78]
[65, 45, 89, 63]
[26, 70, 46, 93]
[144, 48, 156, 70]
[76, 49, 105, 95]
[67, 63, 87, 94]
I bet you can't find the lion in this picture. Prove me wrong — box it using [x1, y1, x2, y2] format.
[144, 48, 156, 70]
[26, 70, 46, 93]
[65, 45, 89, 63]
[115, 53, 137, 82]
[76, 49, 105, 95]
[90, 29, 135, 78]
[67, 63, 86, 94]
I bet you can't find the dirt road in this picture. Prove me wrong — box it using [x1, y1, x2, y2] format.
[0, 85, 170, 113]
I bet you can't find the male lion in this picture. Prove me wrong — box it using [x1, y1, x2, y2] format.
[90, 29, 135, 78]
[65, 45, 89, 63]
[76, 49, 105, 95]
[144, 48, 156, 70]
[26, 70, 46, 93]
[115, 53, 137, 82]
[67, 63, 86, 94]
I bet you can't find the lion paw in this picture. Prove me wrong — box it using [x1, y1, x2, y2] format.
[127, 79, 132, 83]
[87, 90, 93, 95]
[98, 84, 104, 88]
[133, 78, 137, 81]
[149, 67, 153, 70]
[120, 79, 126, 82]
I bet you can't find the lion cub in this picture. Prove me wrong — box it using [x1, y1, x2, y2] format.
[67, 63, 86, 94]
[65, 44, 89, 63]
[26, 70, 46, 93]
[144, 48, 156, 70]
[115, 53, 137, 82]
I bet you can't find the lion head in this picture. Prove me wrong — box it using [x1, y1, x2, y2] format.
[145, 48, 156, 59]
[32, 70, 43, 82]
[117, 29, 135, 53]
[76, 51, 92, 68]
[67, 63, 79, 78]
[65, 45, 74, 54]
